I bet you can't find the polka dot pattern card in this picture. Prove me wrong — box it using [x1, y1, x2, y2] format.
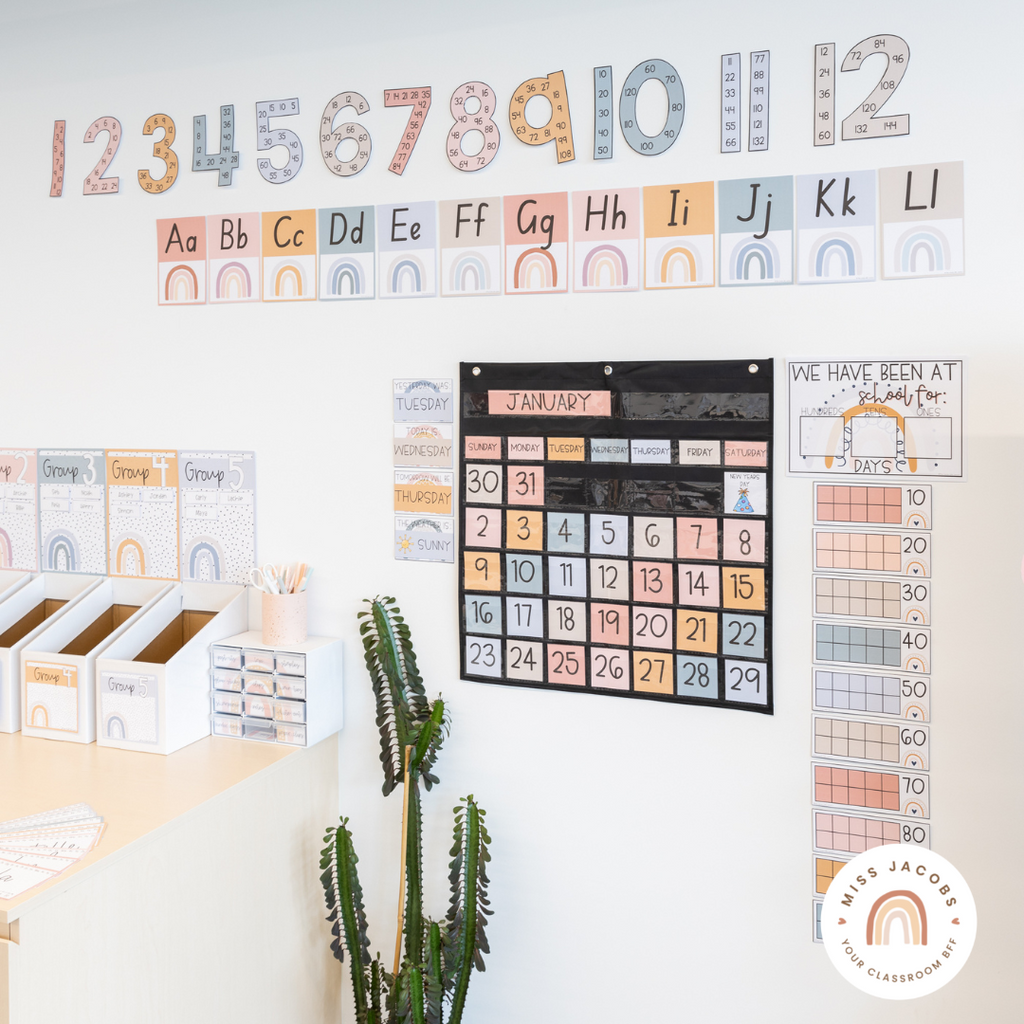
[459, 360, 773, 713]
[177, 452, 256, 584]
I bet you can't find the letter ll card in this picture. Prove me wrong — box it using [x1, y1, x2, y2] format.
[879, 162, 964, 279]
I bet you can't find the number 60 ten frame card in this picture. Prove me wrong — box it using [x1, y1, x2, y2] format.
[458, 360, 774, 713]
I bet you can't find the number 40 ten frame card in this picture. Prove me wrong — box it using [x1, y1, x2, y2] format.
[458, 360, 773, 712]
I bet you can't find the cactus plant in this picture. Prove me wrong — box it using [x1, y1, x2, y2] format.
[321, 596, 492, 1024]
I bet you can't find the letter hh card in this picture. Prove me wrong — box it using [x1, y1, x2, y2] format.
[178, 451, 256, 584]
[207, 213, 260, 303]
[718, 176, 793, 286]
[395, 514, 455, 563]
[796, 171, 876, 284]
[503, 192, 569, 294]
[439, 197, 501, 297]
[643, 182, 715, 289]
[38, 449, 106, 574]
[0, 450, 39, 571]
[377, 201, 437, 298]
[393, 378, 454, 423]
[156, 217, 207, 305]
[261, 209, 317, 301]
[572, 188, 640, 292]
[787, 360, 964, 478]
[879, 161, 964, 279]
[106, 451, 180, 580]
[318, 206, 375, 300]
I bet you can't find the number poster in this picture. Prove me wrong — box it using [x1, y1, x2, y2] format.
[459, 360, 774, 712]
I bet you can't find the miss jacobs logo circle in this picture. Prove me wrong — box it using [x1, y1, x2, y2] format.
[821, 845, 977, 999]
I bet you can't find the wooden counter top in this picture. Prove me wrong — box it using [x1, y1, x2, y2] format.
[0, 732, 298, 923]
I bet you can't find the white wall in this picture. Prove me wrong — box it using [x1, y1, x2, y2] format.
[2, 1, 1022, 1020]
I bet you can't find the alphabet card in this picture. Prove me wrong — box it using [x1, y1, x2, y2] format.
[178, 451, 256, 584]
[572, 188, 639, 292]
[378, 201, 437, 298]
[879, 162, 964, 279]
[503, 192, 568, 294]
[319, 206, 374, 300]
[106, 451, 180, 580]
[207, 213, 260, 303]
[0, 450, 39, 571]
[439, 197, 501, 296]
[156, 217, 206, 305]
[643, 181, 715, 289]
[718, 176, 793, 286]
[261, 209, 316, 301]
[37, 449, 107, 574]
[796, 171, 876, 284]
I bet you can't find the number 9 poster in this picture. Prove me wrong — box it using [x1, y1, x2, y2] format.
[459, 360, 774, 713]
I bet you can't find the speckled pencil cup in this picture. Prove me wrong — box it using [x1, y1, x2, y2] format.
[261, 591, 307, 646]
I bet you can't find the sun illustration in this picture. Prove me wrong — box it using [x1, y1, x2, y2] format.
[397, 534, 413, 553]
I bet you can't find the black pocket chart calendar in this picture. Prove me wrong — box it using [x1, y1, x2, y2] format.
[459, 360, 774, 713]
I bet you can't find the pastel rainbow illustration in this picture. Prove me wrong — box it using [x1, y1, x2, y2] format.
[449, 251, 490, 292]
[0, 528, 13, 568]
[657, 242, 703, 285]
[388, 254, 425, 294]
[894, 225, 951, 274]
[328, 258, 365, 297]
[273, 262, 305, 298]
[165, 264, 198, 302]
[43, 530, 79, 572]
[513, 247, 558, 290]
[731, 237, 781, 281]
[822, 404, 919, 474]
[186, 537, 223, 582]
[104, 713, 127, 739]
[866, 890, 927, 946]
[30, 704, 49, 727]
[115, 536, 147, 576]
[581, 244, 628, 288]
[215, 261, 252, 300]
[808, 232, 862, 279]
